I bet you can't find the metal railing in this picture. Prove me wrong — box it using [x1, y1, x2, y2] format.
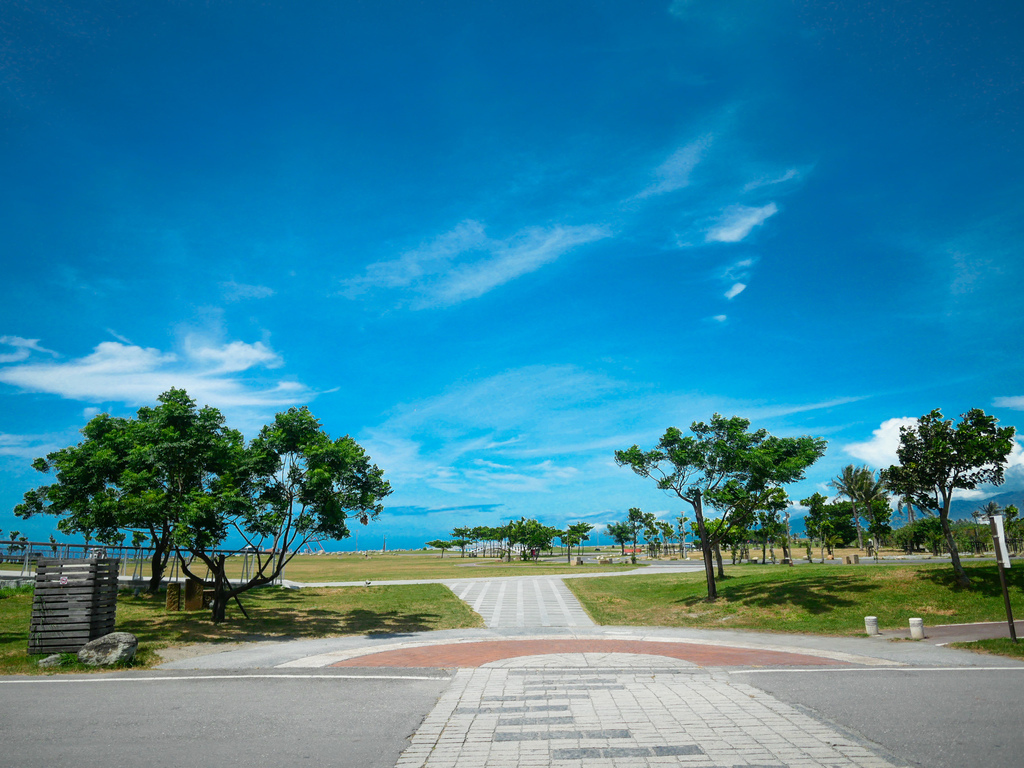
[0, 540, 288, 584]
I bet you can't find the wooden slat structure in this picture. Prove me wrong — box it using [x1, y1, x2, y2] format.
[28, 558, 120, 655]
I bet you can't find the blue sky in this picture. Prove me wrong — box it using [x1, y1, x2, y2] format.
[2, 0, 1022, 549]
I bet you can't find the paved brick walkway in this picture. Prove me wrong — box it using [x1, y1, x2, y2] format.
[331, 639, 843, 668]
[446, 577, 594, 628]
[394, 658, 903, 768]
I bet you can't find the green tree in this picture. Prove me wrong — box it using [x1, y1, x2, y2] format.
[426, 540, 453, 557]
[179, 405, 392, 622]
[616, 415, 826, 600]
[605, 521, 631, 555]
[802, 493, 857, 562]
[15, 389, 239, 592]
[559, 521, 594, 563]
[880, 408, 1015, 587]
[829, 465, 869, 550]
[451, 526, 475, 557]
[622, 507, 655, 564]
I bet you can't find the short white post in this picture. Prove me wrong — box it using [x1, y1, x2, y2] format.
[909, 617, 925, 640]
[865, 616, 879, 636]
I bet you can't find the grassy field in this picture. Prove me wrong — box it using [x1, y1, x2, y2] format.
[152, 552, 641, 582]
[0, 582, 483, 676]
[565, 562, 1024, 635]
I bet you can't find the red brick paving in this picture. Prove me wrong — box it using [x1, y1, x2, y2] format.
[330, 639, 845, 668]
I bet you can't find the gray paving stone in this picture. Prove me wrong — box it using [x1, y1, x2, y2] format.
[393, 660, 908, 768]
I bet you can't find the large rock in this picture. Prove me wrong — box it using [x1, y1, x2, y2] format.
[77, 632, 138, 666]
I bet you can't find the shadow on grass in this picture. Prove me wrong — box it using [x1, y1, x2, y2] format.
[671, 572, 881, 615]
[916, 564, 1024, 599]
[114, 589, 450, 645]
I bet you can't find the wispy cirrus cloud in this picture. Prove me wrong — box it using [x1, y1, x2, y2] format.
[742, 168, 801, 192]
[994, 396, 1024, 409]
[706, 203, 778, 243]
[343, 220, 610, 309]
[724, 283, 746, 299]
[0, 336, 59, 363]
[0, 337, 309, 409]
[221, 281, 276, 301]
[634, 134, 713, 199]
[361, 364, 863, 514]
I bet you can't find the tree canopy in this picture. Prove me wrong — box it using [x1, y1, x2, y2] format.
[16, 390, 391, 621]
[880, 407, 1014, 587]
[615, 414, 826, 600]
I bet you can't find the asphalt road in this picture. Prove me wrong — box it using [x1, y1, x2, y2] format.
[0, 669, 450, 768]
[740, 667, 1024, 768]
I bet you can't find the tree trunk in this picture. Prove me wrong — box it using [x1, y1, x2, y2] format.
[714, 541, 724, 579]
[210, 555, 229, 624]
[852, 502, 864, 550]
[939, 498, 971, 587]
[692, 492, 717, 601]
[147, 529, 171, 594]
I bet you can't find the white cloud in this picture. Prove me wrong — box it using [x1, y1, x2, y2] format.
[0, 337, 309, 410]
[343, 221, 610, 309]
[843, 417, 918, 468]
[185, 339, 283, 373]
[706, 203, 778, 243]
[221, 281, 275, 301]
[743, 169, 800, 193]
[712, 315, 727, 322]
[635, 135, 713, 199]
[0, 432, 66, 459]
[0, 336, 59, 363]
[724, 283, 746, 299]
[994, 396, 1024, 409]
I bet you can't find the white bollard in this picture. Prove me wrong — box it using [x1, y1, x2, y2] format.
[909, 617, 925, 640]
[865, 616, 879, 636]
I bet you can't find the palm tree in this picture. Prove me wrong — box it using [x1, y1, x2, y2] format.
[830, 464, 868, 550]
[857, 469, 889, 559]
[974, 500, 1002, 521]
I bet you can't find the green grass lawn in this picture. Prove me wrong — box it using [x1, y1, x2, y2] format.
[0, 582, 483, 676]
[948, 638, 1024, 660]
[565, 563, 1024, 636]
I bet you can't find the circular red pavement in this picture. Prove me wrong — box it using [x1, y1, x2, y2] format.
[330, 639, 845, 668]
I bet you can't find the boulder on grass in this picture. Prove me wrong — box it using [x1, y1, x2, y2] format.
[77, 632, 138, 666]
[37, 654, 63, 668]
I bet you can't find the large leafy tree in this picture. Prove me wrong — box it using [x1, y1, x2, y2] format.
[615, 414, 826, 600]
[880, 408, 1015, 587]
[17, 393, 391, 622]
[16, 389, 240, 593]
[183, 405, 392, 622]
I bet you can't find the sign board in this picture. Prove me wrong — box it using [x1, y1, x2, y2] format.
[988, 514, 1011, 568]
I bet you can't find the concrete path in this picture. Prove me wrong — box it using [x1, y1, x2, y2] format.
[445, 577, 595, 628]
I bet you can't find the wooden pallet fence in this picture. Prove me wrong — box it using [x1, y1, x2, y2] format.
[28, 558, 120, 655]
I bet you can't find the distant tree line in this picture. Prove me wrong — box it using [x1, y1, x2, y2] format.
[426, 519, 595, 563]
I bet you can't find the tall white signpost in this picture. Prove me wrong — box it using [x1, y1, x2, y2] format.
[986, 514, 1017, 643]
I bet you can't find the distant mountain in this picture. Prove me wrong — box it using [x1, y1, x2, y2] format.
[948, 489, 1024, 520]
[788, 489, 1024, 536]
